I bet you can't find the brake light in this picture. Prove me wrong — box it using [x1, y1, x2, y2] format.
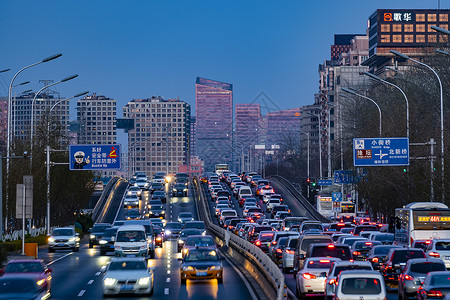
[272, 241, 277, 245]
[353, 251, 361, 256]
[372, 257, 379, 263]
[365, 242, 373, 245]
[429, 251, 440, 258]
[303, 273, 316, 280]
[329, 279, 336, 285]
[428, 290, 443, 297]
[319, 259, 330, 263]
[286, 249, 295, 255]
[255, 240, 261, 246]
[327, 244, 335, 248]
[403, 274, 414, 281]
[425, 240, 432, 244]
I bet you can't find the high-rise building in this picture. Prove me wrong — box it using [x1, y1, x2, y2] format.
[189, 116, 196, 158]
[77, 93, 117, 145]
[337, 35, 370, 66]
[123, 96, 190, 177]
[235, 103, 261, 146]
[331, 34, 366, 61]
[266, 107, 302, 145]
[195, 77, 233, 171]
[364, 9, 450, 72]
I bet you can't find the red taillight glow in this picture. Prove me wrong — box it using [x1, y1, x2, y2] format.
[276, 248, 282, 253]
[403, 274, 414, 281]
[329, 279, 336, 285]
[428, 290, 443, 297]
[353, 251, 361, 256]
[372, 257, 379, 263]
[365, 242, 373, 245]
[425, 240, 432, 244]
[328, 244, 335, 248]
[255, 240, 261, 246]
[429, 251, 440, 258]
[303, 273, 316, 280]
[286, 249, 295, 255]
[272, 241, 277, 245]
[319, 259, 330, 263]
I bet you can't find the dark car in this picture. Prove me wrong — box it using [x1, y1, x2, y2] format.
[184, 221, 206, 233]
[152, 190, 166, 203]
[255, 231, 275, 253]
[304, 243, 353, 262]
[353, 225, 379, 236]
[248, 225, 273, 243]
[2, 260, 52, 292]
[89, 223, 111, 248]
[272, 236, 290, 263]
[153, 226, 163, 248]
[151, 182, 164, 193]
[177, 229, 204, 252]
[125, 208, 141, 220]
[0, 274, 51, 299]
[164, 222, 184, 241]
[217, 190, 231, 200]
[351, 240, 382, 261]
[367, 245, 402, 270]
[271, 205, 290, 218]
[380, 248, 426, 289]
[99, 227, 119, 255]
[398, 258, 447, 299]
[172, 183, 187, 196]
[417, 271, 450, 299]
[148, 204, 165, 219]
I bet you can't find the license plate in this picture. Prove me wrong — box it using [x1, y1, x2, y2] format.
[126, 254, 137, 257]
[58, 244, 65, 247]
[121, 285, 133, 290]
[155, 214, 159, 216]
[196, 271, 207, 276]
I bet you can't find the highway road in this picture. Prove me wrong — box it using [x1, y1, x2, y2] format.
[34, 182, 254, 300]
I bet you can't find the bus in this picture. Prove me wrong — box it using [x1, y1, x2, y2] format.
[394, 202, 450, 247]
[316, 196, 332, 218]
[339, 201, 356, 217]
[215, 164, 229, 176]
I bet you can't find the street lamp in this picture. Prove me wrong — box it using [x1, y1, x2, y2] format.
[435, 49, 450, 56]
[431, 25, 450, 35]
[30, 74, 78, 168]
[390, 49, 445, 202]
[342, 87, 382, 136]
[363, 71, 409, 138]
[45, 91, 88, 233]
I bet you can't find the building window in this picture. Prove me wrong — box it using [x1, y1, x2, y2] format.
[416, 14, 425, 22]
[404, 24, 414, 32]
[439, 14, 448, 22]
[428, 24, 437, 32]
[393, 24, 402, 32]
[381, 24, 391, 32]
[428, 35, 437, 42]
[428, 14, 437, 22]
[392, 35, 402, 43]
[416, 24, 426, 32]
[380, 35, 390, 43]
[439, 35, 448, 42]
[404, 35, 414, 43]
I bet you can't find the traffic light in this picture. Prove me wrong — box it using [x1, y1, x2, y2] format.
[306, 178, 311, 184]
[311, 181, 317, 187]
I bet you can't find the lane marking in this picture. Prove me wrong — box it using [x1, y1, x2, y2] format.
[87, 280, 94, 285]
[167, 270, 171, 274]
[95, 272, 101, 276]
[164, 288, 169, 295]
[47, 252, 73, 265]
[78, 290, 86, 297]
[166, 277, 171, 283]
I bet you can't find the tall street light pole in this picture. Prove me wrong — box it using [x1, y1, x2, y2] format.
[342, 88, 382, 136]
[363, 71, 409, 139]
[391, 50, 445, 202]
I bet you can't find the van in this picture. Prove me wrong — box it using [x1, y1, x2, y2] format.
[293, 234, 332, 271]
[114, 225, 148, 258]
[123, 220, 155, 258]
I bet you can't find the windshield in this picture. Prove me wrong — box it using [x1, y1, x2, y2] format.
[392, 250, 425, 264]
[103, 229, 119, 237]
[411, 262, 446, 273]
[153, 191, 165, 196]
[353, 241, 381, 250]
[52, 229, 74, 236]
[373, 234, 394, 242]
[436, 241, 450, 250]
[116, 230, 146, 242]
[179, 213, 192, 218]
[341, 278, 381, 294]
[301, 238, 332, 251]
[334, 265, 372, 276]
[373, 246, 394, 255]
[222, 211, 236, 217]
[431, 275, 450, 286]
[185, 222, 205, 230]
[6, 262, 44, 273]
[180, 230, 202, 237]
[184, 249, 219, 262]
[109, 261, 147, 271]
[311, 246, 351, 260]
[165, 223, 184, 230]
[152, 205, 163, 210]
[186, 236, 214, 246]
[0, 278, 37, 293]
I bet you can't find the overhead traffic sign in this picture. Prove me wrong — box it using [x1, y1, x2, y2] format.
[334, 170, 355, 184]
[69, 145, 121, 170]
[318, 179, 333, 186]
[353, 137, 409, 167]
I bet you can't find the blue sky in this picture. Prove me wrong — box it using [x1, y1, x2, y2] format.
[0, 0, 448, 119]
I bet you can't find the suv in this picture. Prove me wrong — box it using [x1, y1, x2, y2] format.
[334, 270, 387, 300]
[425, 239, 450, 269]
[293, 235, 333, 271]
[48, 227, 80, 252]
[89, 223, 111, 248]
[123, 220, 156, 258]
[172, 183, 188, 196]
[304, 243, 352, 265]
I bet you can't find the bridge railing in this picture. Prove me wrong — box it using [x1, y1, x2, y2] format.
[92, 177, 123, 222]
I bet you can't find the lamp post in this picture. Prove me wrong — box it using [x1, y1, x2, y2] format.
[435, 49, 450, 56]
[391, 50, 445, 202]
[30, 74, 78, 169]
[363, 71, 409, 138]
[342, 88, 382, 136]
[5, 54, 61, 231]
[45, 91, 88, 234]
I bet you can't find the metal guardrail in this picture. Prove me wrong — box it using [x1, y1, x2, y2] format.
[268, 175, 329, 223]
[92, 177, 121, 222]
[192, 177, 285, 300]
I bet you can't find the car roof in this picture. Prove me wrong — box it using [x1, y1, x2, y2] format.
[338, 270, 382, 277]
[332, 260, 372, 267]
[117, 225, 146, 231]
[110, 257, 147, 262]
[407, 258, 446, 264]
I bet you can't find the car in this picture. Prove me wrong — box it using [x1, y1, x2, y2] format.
[135, 178, 150, 190]
[303, 243, 352, 267]
[172, 183, 188, 196]
[153, 226, 164, 248]
[268, 231, 300, 259]
[89, 223, 111, 248]
[353, 224, 379, 236]
[177, 229, 204, 252]
[266, 198, 281, 212]
[148, 203, 165, 218]
[274, 211, 293, 220]
[243, 206, 262, 218]
[334, 270, 387, 300]
[149, 218, 164, 229]
[300, 221, 324, 233]
[48, 227, 80, 252]
[219, 209, 237, 225]
[293, 234, 333, 272]
[123, 194, 139, 207]
[125, 208, 141, 220]
[247, 225, 272, 243]
[417, 271, 450, 299]
[179, 248, 223, 283]
[425, 239, 450, 269]
[398, 258, 447, 300]
[215, 204, 230, 216]
[102, 257, 154, 296]
[254, 231, 275, 253]
[152, 190, 166, 203]
[281, 236, 299, 273]
[150, 182, 164, 193]
[178, 212, 194, 223]
[184, 221, 206, 232]
[368, 232, 394, 245]
[351, 240, 382, 260]
[324, 260, 373, 299]
[271, 205, 290, 218]
[296, 257, 341, 298]
[367, 244, 402, 270]
[336, 236, 367, 247]
[2, 260, 52, 292]
[127, 186, 142, 197]
[258, 185, 275, 199]
[99, 226, 120, 255]
[412, 239, 432, 251]
[0, 274, 51, 299]
[164, 222, 184, 240]
[181, 235, 216, 257]
[114, 225, 149, 258]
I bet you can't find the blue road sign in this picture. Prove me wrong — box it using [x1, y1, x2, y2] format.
[334, 170, 355, 184]
[332, 192, 342, 202]
[318, 179, 333, 186]
[69, 145, 121, 170]
[353, 137, 409, 167]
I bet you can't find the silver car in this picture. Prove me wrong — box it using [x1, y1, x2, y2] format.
[102, 257, 154, 296]
[48, 227, 80, 252]
[281, 236, 299, 273]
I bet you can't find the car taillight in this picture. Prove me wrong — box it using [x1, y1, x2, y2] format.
[329, 279, 336, 285]
[429, 251, 440, 258]
[286, 249, 295, 255]
[372, 257, 379, 263]
[428, 290, 443, 297]
[353, 251, 361, 256]
[272, 241, 277, 245]
[403, 274, 414, 281]
[255, 240, 261, 246]
[276, 248, 282, 253]
[319, 259, 330, 263]
[303, 273, 316, 280]
[327, 244, 335, 248]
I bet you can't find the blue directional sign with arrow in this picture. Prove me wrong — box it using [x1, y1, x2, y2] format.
[353, 137, 409, 167]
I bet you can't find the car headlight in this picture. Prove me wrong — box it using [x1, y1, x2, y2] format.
[178, 239, 184, 244]
[48, 237, 55, 243]
[161, 211, 165, 214]
[99, 240, 107, 245]
[173, 188, 176, 192]
[149, 211, 153, 214]
[104, 278, 117, 286]
[90, 235, 95, 239]
[36, 279, 45, 286]
[69, 237, 76, 242]
[165, 230, 171, 235]
[183, 266, 194, 271]
[183, 188, 188, 192]
[137, 277, 151, 285]
[156, 237, 162, 241]
[210, 265, 222, 270]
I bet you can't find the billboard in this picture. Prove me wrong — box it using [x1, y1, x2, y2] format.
[69, 145, 121, 170]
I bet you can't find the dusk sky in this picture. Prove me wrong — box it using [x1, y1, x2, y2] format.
[0, 0, 448, 120]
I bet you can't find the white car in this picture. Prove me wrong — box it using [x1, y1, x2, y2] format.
[152, 178, 165, 185]
[267, 198, 281, 212]
[295, 257, 341, 298]
[124, 194, 139, 207]
[425, 239, 450, 269]
[262, 192, 275, 204]
[127, 186, 142, 197]
[48, 227, 80, 252]
[135, 178, 150, 190]
[334, 270, 386, 300]
[102, 257, 154, 296]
